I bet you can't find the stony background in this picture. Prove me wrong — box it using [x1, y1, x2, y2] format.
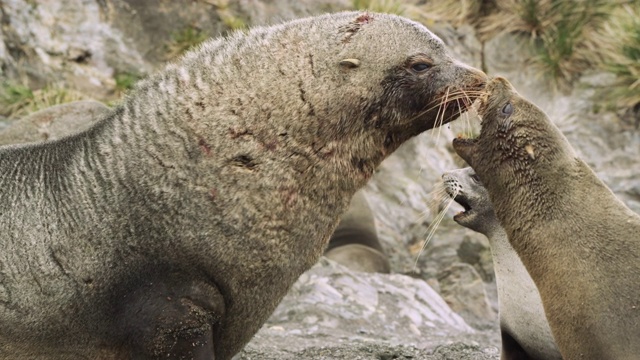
[1, 1, 639, 359]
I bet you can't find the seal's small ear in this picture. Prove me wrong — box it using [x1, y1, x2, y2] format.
[339, 59, 360, 69]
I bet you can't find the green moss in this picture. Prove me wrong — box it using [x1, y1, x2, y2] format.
[165, 26, 209, 59]
[352, 0, 405, 15]
[0, 82, 88, 119]
[114, 72, 142, 93]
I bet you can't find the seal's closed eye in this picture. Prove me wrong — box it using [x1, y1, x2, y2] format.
[502, 102, 513, 116]
[411, 63, 431, 72]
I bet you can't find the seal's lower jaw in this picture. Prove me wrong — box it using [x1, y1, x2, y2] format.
[452, 194, 475, 226]
[452, 136, 478, 166]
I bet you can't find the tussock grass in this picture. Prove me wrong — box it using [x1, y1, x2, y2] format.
[597, 3, 640, 111]
[419, 0, 495, 28]
[419, 0, 632, 93]
[481, 0, 618, 88]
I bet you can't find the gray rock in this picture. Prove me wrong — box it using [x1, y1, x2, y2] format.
[239, 259, 500, 359]
[0, 100, 108, 145]
[1, 0, 150, 97]
[239, 342, 499, 360]
[457, 236, 494, 282]
[437, 263, 496, 329]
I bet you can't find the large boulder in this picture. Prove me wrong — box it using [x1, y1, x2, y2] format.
[239, 260, 500, 359]
[0, 100, 108, 145]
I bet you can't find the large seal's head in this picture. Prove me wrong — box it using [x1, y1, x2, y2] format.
[173, 11, 487, 189]
[451, 77, 575, 215]
[321, 12, 488, 156]
[442, 167, 499, 236]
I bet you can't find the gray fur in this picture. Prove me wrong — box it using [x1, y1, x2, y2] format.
[443, 167, 561, 360]
[0, 12, 485, 359]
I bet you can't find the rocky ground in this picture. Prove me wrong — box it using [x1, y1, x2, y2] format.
[1, 1, 639, 359]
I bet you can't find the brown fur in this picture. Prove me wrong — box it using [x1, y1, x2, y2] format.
[443, 167, 561, 360]
[453, 77, 640, 360]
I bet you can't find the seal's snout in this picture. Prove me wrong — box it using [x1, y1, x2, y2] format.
[482, 76, 515, 101]
[441, 173, 473, 223]
[475, 76, 515, 119]
[452, 136, 477, 166]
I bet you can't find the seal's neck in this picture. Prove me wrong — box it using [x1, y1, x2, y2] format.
[489, 156, 631, 280]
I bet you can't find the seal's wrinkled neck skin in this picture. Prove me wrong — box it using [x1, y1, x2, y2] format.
[0, 12, 486, 360]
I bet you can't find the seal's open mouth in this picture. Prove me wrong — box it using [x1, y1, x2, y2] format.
[453, 193, 473, 222]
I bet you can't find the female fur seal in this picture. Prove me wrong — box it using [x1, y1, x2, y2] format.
[453, 77, 640, 359]
[0, 12, 486, 360]
[324, 190, 390, 273]
[442, 167, 561, 360]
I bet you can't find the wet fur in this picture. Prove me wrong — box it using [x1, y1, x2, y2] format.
[453, 77, 640, 360]
[442, 167, 561, 360]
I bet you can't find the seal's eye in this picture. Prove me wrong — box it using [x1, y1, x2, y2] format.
[470, 173, 481, 184]
[501, 103, 513, 115]
[411, 63, 431, 72]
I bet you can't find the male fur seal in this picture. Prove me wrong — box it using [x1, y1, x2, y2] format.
[453, 77, 640, 359]
[0, 12, 486, 359]
[442, 167, 561, 360]
[3, 102, 391, 274]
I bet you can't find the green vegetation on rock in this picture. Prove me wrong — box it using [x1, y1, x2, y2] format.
[165, 26, 209, 60]
[114, 72, 142, 93]
[352, 0, 405, 15]
[210, 0, 247, 32]
[0, 82, 88, 119]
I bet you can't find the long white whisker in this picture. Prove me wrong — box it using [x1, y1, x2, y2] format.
[413, 187, 459, 270]
[435, 87, 451, 145]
